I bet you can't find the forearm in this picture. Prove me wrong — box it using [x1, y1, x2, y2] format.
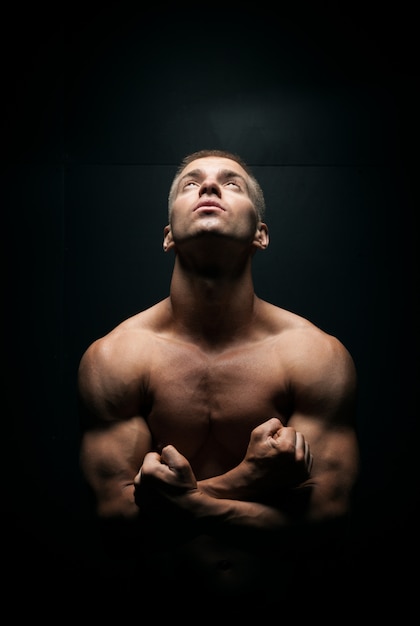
[198, 459, 307, 502]
[185, 482, 352, 560]
[198, 461, 257, 500]
[183, 482, 319, 539]
[198, 469, 354, 528]
[195, 459, 313, 532]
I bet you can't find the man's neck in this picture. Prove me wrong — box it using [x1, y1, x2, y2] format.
[168, 256, 258, 348]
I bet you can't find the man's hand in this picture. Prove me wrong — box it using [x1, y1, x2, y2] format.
[242, 417, 313, 493]
[133, 445, 200, 532]
[135, 445, 197, 493]
[198, 417, 313, 502]
[133, 418, 313, 528]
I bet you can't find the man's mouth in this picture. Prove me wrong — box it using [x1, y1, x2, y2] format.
[194, 200, 225, 211]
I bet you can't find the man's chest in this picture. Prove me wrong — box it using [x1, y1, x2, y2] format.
[145, 343, 292, 453]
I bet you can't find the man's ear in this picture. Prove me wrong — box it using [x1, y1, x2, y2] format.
[163, 225, 175, 252]
[253, 222, 269, 250]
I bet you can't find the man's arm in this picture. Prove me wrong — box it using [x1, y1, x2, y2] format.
[78, 337, 153, 520]
[80, 417, 152, 519]
[135, 332, 359, 535]
[136, 441, 311, 532]
[200, 331, 359, 523]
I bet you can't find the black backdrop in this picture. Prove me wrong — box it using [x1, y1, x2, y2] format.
[3, 4, 418, 612]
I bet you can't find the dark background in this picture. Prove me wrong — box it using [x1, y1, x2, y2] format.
[3, 3, 418, 611]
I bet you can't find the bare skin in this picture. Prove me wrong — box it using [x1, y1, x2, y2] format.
[78, 153, 359, 598]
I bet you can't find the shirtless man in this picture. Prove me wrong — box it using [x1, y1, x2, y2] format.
[78, 149, 359, 603]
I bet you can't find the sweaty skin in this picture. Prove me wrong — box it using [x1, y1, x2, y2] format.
[78, 153, 359, 598]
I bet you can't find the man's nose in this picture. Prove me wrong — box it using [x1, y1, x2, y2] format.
[199, 177, 221, 197]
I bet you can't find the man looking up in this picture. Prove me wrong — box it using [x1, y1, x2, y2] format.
[78, 149, 359, 603]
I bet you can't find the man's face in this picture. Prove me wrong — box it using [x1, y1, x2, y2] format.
[166, 157, 261, 249]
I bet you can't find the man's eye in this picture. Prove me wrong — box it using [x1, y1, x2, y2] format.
[183, 181, 198, 189]
[226, 181, 240, 188]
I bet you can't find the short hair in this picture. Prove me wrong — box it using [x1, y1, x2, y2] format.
[167, 149, 266, 221]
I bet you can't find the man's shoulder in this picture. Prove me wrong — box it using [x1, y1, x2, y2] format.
[108, 298, 170, 334]
[83, 299, 170, 357]
[261, 300, 350, 358]
[261, 299, 323, 336]
[258, 303, 357, 399]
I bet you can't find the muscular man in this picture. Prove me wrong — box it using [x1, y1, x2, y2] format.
[78, 149, 359, 603]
